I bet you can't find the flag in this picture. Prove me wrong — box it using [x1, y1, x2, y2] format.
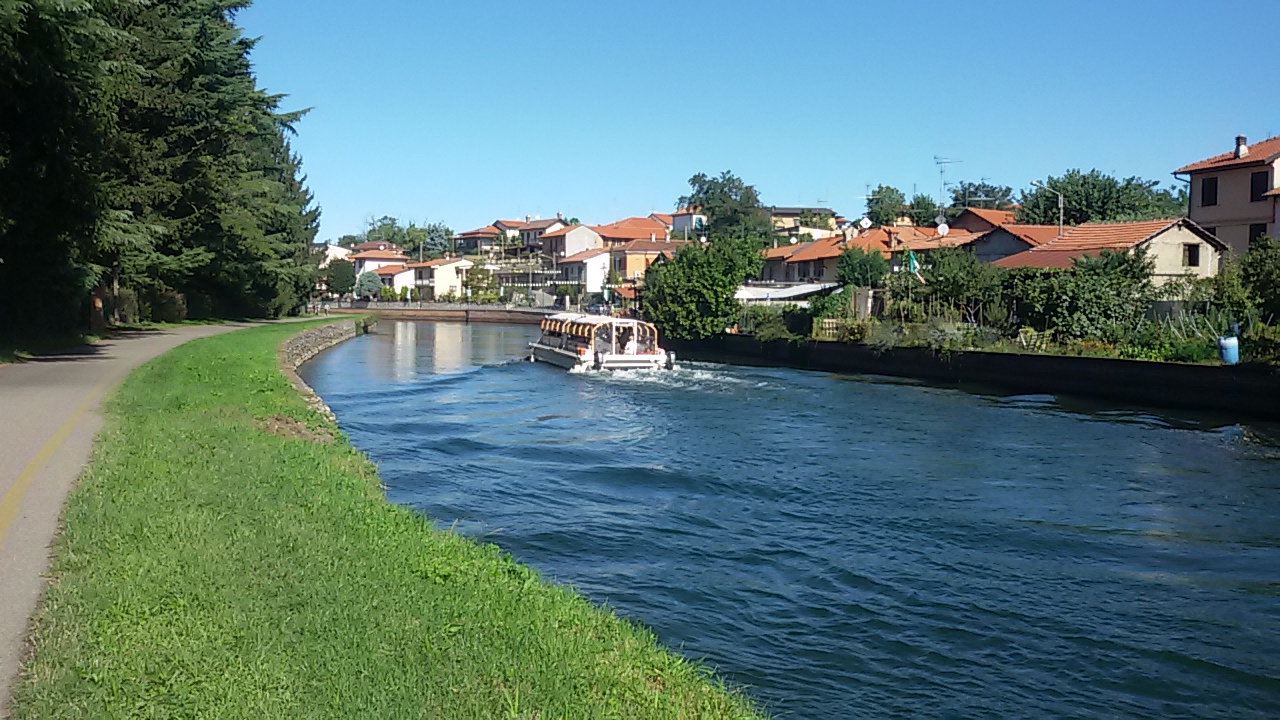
[907, 249, 927, 284]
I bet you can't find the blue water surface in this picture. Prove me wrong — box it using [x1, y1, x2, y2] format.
[301, 321, 1280, 719]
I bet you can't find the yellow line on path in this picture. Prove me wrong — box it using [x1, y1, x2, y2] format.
[0, 370, 119, 554]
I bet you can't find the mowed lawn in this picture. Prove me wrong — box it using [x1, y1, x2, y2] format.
[15, 322, 762, 719]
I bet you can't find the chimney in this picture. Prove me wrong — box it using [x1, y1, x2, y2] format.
[650, 233, 656, 242]
[525, 215, 531, 223]
[1235, 135, 1249, 159]
[557, 212, 563, 220]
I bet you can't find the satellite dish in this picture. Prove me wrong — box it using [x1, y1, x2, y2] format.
[859, 217, 872, 230]
[937, 223, 950, 237]
[789, 237, 798, 244]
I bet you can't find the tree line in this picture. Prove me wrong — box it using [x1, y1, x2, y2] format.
[864, 172, 1188, 229]
[0, 0, 319, 336]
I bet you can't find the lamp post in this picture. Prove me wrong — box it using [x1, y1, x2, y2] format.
[1030, 180, 1064, 238]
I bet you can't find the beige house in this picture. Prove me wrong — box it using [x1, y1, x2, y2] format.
[610, 240, 687, 283]
[409, 257, 473, 300]
[992, 218, 1227, 286]
[1176, 134, 1279, 254]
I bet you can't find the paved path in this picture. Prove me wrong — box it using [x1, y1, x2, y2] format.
[0, 323, 258, 716]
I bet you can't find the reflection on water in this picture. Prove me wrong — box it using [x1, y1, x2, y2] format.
[302, 322, 1280, 719]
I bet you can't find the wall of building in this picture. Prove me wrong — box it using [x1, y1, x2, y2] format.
[1145, 226, 1221, 284]
[1188, 159, 1277, 254]
[968, 230, 1032, 263]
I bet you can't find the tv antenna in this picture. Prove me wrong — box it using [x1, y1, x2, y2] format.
[934, 156, 962, 205]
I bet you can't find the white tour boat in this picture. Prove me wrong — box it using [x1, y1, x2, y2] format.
[529, 313, 676, 371]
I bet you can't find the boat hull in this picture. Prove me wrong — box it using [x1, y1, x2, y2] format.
[529, 343, 671, 371]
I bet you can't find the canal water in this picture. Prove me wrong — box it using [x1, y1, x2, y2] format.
[301, 321, 1280, 719]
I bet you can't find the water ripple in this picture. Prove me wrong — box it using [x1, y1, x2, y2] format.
[301, 322, 1280, 719]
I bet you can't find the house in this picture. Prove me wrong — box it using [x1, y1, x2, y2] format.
[351, 248, 411, 277]
[769, 206, 838, 232]
[408, 257, 474, 300]
[540, 224, 603, 260]
[672, 207, 707, 235]
[760, 242, 813, 282]
[965, 224, 1061, 263]
[649, 212, 674, 230]
[610, 239, 687, 283]
[559, 248, 611, 294]
[456, 225, 503, 253]
[313, 243, 352, 269]
[1176, 134, 1280, 254]
[992, 218, 1226, 285]
[781, 236, 846, 283]
[373, 264, 415, 294]
[518, 216, 568, 250]
[949, 207, 1018, 234]
[881, 228, 981, 273]
[593, 216, 670, 247]
[493, 219, 525, 238]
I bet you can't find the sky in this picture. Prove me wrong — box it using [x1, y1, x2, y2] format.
[237, 0, 1280, 241]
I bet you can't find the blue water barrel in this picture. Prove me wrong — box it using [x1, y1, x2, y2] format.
[1218, 336, 1240, 365]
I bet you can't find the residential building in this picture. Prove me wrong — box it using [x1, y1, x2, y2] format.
[493, 219, 525, 238]
[649, 212, 674, 230]
[782, 236, 845, 282]
[559, 248, 611, 294]
[760, 242, 813, 282]
[351, 248, 410, 277]
[594, 216, 670, 247]
[518, 216, 568, 250]
[672, 207, 707, 235]
[949, 207, 1018, 234]
[964, 225, 1061, 263]
[770, 206, 838, 232]
[408, 257, 474, 300]
[457, 225, 503, 253]
[313, 243, 352, 269]
[1176, 134, 1280, 254]
[350, 240, 403, 253]
[992, 218, 1226, 285]
[610, 240, 687, 283]
[373, 264, 415, 293]
[540, 224, 603, 260]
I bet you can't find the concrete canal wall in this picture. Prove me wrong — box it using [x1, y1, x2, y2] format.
[668, 334, 1280, 421]
[330, 304, 549, 325]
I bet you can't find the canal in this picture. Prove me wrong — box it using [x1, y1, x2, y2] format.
[300, 321, 1280, 718]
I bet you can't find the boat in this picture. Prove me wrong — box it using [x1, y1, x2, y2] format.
[529, 313, 676, 371]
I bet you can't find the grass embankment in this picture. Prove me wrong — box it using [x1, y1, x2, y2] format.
[15, 323, 762, 719]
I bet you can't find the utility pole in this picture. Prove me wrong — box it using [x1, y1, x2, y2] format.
[1031, 180, 1064, 238]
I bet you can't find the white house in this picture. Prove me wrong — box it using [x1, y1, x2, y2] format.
[409, 257, 474, 300]
[373, 264, 415, 294]
[559, 248, 611, 294]
[541, 224, 603, 260]
[351, 248, 410, 277]
[519, 217, 568, 250]
[672, 207, 707, 235]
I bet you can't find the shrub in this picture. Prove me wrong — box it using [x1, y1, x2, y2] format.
[150, 291, 187, 323]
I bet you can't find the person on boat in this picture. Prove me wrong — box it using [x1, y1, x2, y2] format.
[624, 335, 638, 355]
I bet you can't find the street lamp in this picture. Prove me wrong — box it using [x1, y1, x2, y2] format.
[1030, 180, 1064, 238]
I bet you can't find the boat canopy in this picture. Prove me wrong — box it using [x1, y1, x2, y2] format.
[540, 313, 660, 347]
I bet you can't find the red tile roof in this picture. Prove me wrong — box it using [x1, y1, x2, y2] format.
[784, 236, 845, 263]
[1265, 187, 1280, 198]
[373, 263, 409, 276]
[1176, 135, 1280, 174]
[763, 242, 811, 260]
[350, 249, 410, 260]
[541, 224, 600, 239]
[673, 207, 701, 215]
[561, 248, 610, 263]
[1000, 225, 1062, 247]
[611, 239, 688, 254]
[458, 225, 501, 238]
[495, 219, 525, 228]
[960, 208, 1017, 226]
[406, 257, 469, 269]
[991, 218, 1223, 270]
[650, 213, 674, 226]
[593, 217, 669, 241]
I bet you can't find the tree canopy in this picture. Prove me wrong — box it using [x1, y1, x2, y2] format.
[643, 237, 763, 340]
[837, 247, 889, 288]
[0, 0, 320, 335]
[865, 185, 907, 227]
[677, 171, 774, 242]
[341, 217, 455, 259]
[1016, 170, 1187, 226]
[948, 181, 1016, 210]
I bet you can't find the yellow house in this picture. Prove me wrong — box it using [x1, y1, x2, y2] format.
[1176, 134, 1279, 254]
[609, 240, 688, 283]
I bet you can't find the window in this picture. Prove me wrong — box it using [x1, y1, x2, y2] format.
[1203, 226, 1217, 237]
[1251, 171, 1270, 202]
[1183, 244, 1200, 267]
[1201, 176, 1218, 206]
[1249, 223, 1268, 245]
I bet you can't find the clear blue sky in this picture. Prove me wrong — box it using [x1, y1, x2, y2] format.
[237, 0, 1280, 240]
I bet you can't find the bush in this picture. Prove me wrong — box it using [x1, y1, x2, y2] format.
[150, 291, 187, 323]
[114, 288, 140, 324]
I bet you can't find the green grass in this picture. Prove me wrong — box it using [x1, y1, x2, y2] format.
[14, 323, 763, 719]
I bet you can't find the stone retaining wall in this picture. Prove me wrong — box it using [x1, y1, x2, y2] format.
[278, 319, 374, 422]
